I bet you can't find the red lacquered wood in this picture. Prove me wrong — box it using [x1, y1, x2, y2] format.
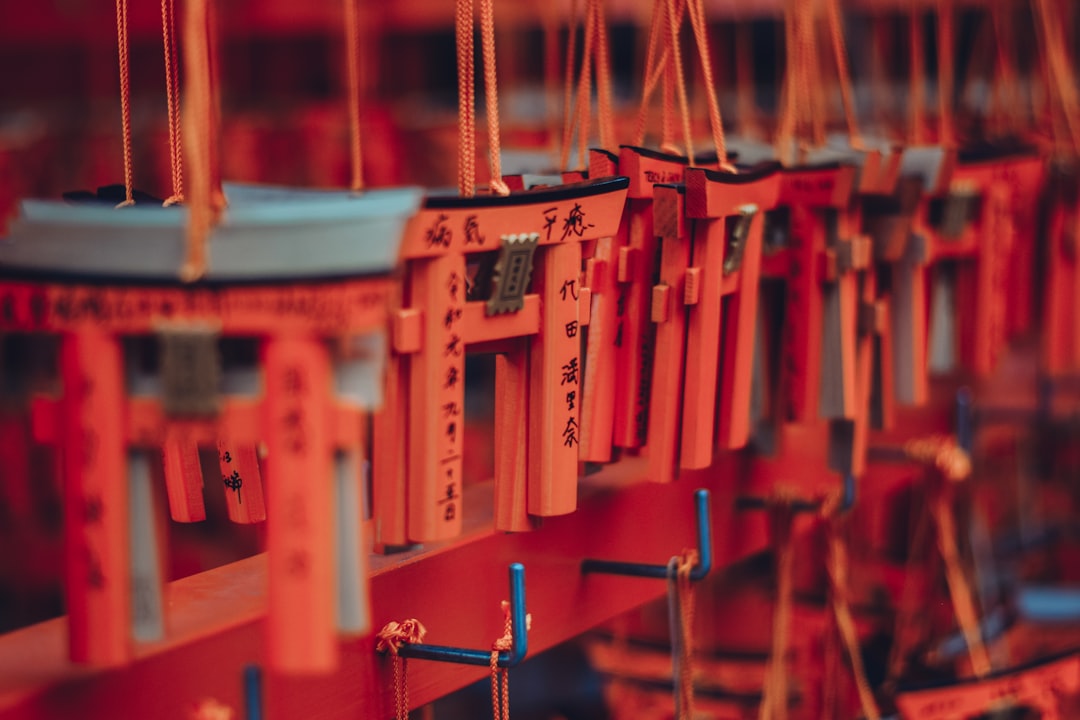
[494, 346, 532, 532]
[59, 330, 130, 666]
[527, 241, 581, 516]
[161, 431, 206, 523]
[263, 334, 336, 674]
[645, 185, 691, 483]
[406, 253, 467, 542]
[216, 439, 267, 524]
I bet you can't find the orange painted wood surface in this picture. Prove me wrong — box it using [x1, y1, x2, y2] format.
[527, 241, 581, 516]
[494, 347, 532, 532]
[59, 330, 130, 666]
[161, 432, 207, 523]
[406, 253, 467, 542]
[263, 334, 336, 674]
[216, 440, 267, 525]
[645, 185, 690, 483]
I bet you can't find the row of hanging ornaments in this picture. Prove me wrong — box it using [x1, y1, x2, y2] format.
[1, 0, 1079, 719]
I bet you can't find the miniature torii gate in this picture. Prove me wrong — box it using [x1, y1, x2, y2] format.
[371, 177, 629, 544]
[645, 163, 781, 482]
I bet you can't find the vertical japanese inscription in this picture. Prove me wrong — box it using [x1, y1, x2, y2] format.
[528, 242, 582, 516]
[264, 335, 334, 672]
[61, 330, 129, 664]
[408, 253, 466, 541]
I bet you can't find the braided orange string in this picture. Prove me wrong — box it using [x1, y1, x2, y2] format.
[343, 0, 365, 192]
[760, 497, 796, 720]
[478, 0, 510, 195]
[824, 0, 863, 149]
[633, 0, 666, 147]
[161, 0, 183, 205]
[825, 521, 882, 720]
[684, 0, 734, 171]
[664, 0, 695, 163]
[456, 0, 477, 197]
[936, 0, 955, 147]
[490, 601, 531, 720]
[1034, 0, 1080, 156]
[574, 1, 596, 172]
[903, 436, 992, 678]
[593, 0, 615, 151]
[376, 619, 428, 720]
[559, 0, 580, 171]
[671, 549, 698, 720]
[909, 0, 927, 145]
[115, 0, 135, 208]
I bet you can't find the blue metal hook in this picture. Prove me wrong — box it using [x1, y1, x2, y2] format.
[735, 473, 857, 514]
[395, 563, 528, 668]
[580, 489, 712, 581]
[244, 665, 263, 720]
[955, 387, 974, 455]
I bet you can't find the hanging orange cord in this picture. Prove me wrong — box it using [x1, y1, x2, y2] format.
[573, 0, 598, 171]
[456, 0, 510, 197]
[115, 0, 135, 207]
[684, 0, 735, 171]
[490, 601, 532, 720]
[344, 0, 365, 192]
[593, 0, 615, 152]
[1033, 0, 1080, 156]
[632, 0, 674, 148]
[664, 0, 696, 164]
[559, 0, 581, 171]
[180, 0, 216, 281]
[561, 0, 617, 170]
[478, 0, 510, 195]
[823, 512, 883, 720]
[759, 497, 796, 720]
[909, 0, 927, 145]
[376, 619, 428, 720]
[161, 0, 183, 205]
[456, 0, 477, 197]
[667, 549, 699, 720]
[904, 435, 992, 678]
[824, 0, 863, 149]
[935, 0, 956, 147]
[989, 2, 1020, 138]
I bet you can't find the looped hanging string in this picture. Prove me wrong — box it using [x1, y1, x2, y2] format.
[376, 619, 428, 720]
[908, 0, 927, 145]
[935, 0, 956, 147]
[823, 514, 882, 720]
[560, 0, 616, 171]
[633, 0, 667, 147]
[664, 0, 695, 164]
[115, 0, 135, 208]
[490, 601, 532, 720]
[823, 0, 864, 150]
[161, 0, 183, 206]
[684, 0, 735, 172]
[478, 0, 510, 196]
[904, 436, 993, 678]
[456, 0, 510, 197]
[1033, 0, 1080, 156]
[759, 495, 796, 720]
[559, 0, 581, 171]
[456, 0, 477, 197]
[666, 549, 699, 720]
[343, 0, 365, 192]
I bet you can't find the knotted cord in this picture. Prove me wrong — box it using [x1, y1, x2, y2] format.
[115, 0, 135, 208]
[490, 601, 531, 720]
[161, 0, 183, 205]
[667, 549, 699, 720]
[376, 619, 428, 720]
[759, 495, 796, 720]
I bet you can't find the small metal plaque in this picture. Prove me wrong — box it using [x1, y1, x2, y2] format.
[723, 204, 758, 275]
[159, 327, 221, 416]
[487, 233, 540, 316]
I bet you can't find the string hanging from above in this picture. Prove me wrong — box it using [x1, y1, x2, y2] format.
[560, 0, 615, 171]
[161, 0, 183, 206]
[633, 0, 734, 171]
[456, 0, 510, 197]
[115, 0, 135, 208]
